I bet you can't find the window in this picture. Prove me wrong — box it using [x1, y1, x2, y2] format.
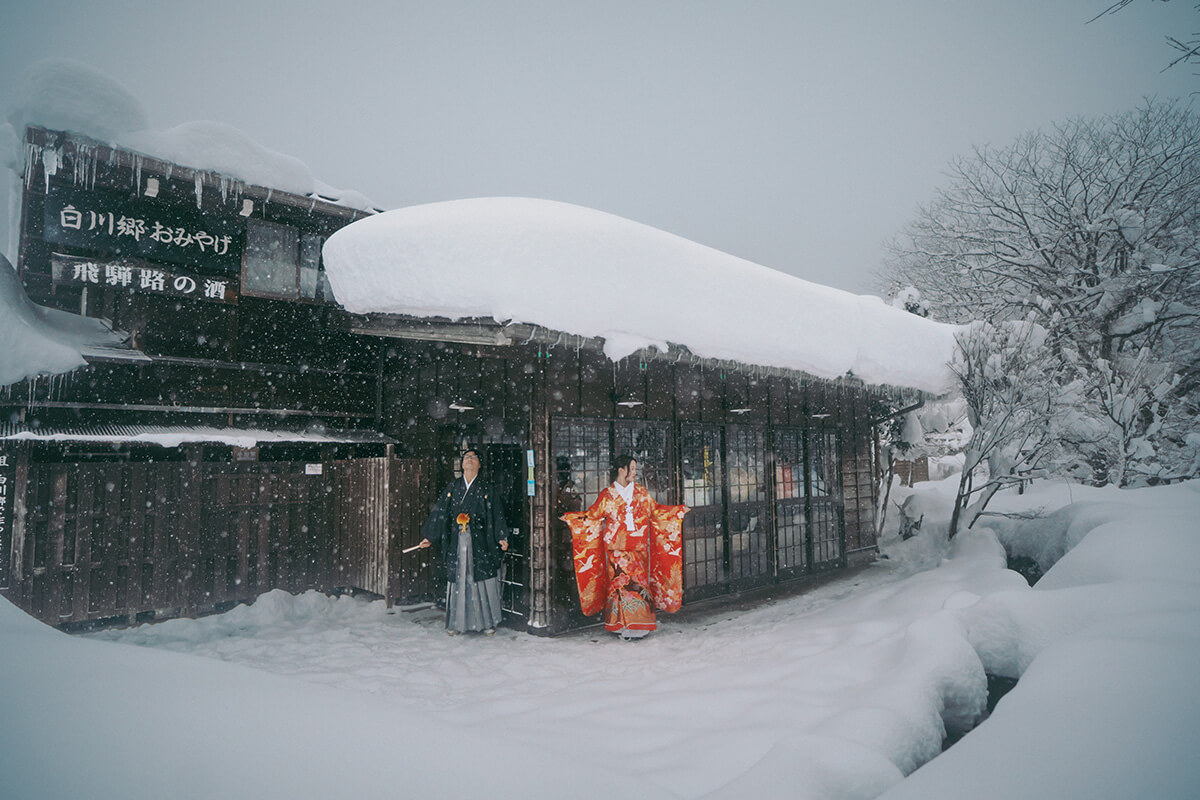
[299, 233, 321, 299]
[243, 219, 327, 301]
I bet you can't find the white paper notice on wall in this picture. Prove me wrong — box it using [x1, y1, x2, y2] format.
[305, 463, 323, 475]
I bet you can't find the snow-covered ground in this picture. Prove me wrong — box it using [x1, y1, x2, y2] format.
[2, 478, 1198, 799]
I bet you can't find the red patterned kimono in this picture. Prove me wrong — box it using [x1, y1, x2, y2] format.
[561, 483, 688, 636]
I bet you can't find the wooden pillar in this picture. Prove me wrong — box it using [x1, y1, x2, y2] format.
[528, 346, 553, 633]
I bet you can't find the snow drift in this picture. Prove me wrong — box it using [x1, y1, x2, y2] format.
[0, 253, 125, 386]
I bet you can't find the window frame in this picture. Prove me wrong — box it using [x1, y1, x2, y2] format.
[241, 218, 329, 303]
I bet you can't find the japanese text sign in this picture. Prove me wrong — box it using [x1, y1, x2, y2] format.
[44, 184, 244, 273]
[52, 254, 237, 304]
[0, 449, 12, 591]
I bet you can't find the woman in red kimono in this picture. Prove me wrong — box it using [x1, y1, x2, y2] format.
[561, 455, 688, 639]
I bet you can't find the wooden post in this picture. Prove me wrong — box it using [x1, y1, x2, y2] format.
[385, 444, 395, 609]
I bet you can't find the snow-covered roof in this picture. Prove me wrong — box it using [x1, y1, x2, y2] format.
[2, 59, 376, 212]
[323, 197, 961, 395]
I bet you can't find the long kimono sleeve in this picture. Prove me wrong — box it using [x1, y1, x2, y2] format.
[487, 485, 508, 547]
[560, 493, 610, 617]
[421, 485, 453, 548]
[649, 502, 688, 612]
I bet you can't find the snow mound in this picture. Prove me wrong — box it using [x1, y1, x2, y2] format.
[322, 197, 960, 393]
[882, 479, 1200, 800]
[0, 598, 653, 800]
[0, 254, 124, 386]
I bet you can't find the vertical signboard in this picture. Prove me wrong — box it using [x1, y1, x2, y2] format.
[0, 446, 13, 590]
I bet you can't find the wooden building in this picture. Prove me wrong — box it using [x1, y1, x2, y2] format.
[2, 126, 925, 635]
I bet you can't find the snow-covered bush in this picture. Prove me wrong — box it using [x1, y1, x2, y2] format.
[948, 321, 1060, 537]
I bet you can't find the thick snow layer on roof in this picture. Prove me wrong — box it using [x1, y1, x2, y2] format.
[120, 121, 315, 199]
[0, 255, 123, 386]
[323, 197, 960, 393]
[2, 59, 375, 212]
[5, 58, 150, 143]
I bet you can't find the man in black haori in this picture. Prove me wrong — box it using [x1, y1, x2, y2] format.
[419, 449, 509, 635]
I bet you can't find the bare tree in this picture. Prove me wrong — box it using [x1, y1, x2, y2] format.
[884, 101, 1200, 486]
[1091, 1, 1200, 79]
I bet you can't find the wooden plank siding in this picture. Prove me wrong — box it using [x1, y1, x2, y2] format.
[332, 457, 389, 596]
[1, 456, 442, 627]
[386, 458, 439, 604]
[4, 335, 902, 635]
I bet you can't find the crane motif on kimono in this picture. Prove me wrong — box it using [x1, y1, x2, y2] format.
[561, 479, 688, 638]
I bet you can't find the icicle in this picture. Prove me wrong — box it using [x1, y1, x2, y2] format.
[42, 146, 59, 193]
[71, 143, 84, 185]
[70, 142, 99, 190]
[23, 142, 38, 186]
[133, 154, 143, 194]
[194, 173, 204, 209]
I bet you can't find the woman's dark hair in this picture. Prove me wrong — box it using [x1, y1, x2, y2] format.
[610, 454, 636, 483]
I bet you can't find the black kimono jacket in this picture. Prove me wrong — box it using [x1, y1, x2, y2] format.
[421, 477, 508, 583]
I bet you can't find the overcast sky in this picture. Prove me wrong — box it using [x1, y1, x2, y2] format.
[1, 0, 1195, 293]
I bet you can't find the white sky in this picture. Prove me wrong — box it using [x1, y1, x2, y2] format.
[1, 0, 1195, 292]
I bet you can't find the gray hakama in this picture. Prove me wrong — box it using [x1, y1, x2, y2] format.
[446, 529, 504, 632]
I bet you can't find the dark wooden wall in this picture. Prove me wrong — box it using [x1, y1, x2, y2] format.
[0, 448, 439, 628]
[6, 456, 334, 626]
[380, 341, 893, 633]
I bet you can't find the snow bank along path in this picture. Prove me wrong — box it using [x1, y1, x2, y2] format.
[3, 480, 1198, 798]
[321, 197, 960, 395]
[881, 479, 1200, 800]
